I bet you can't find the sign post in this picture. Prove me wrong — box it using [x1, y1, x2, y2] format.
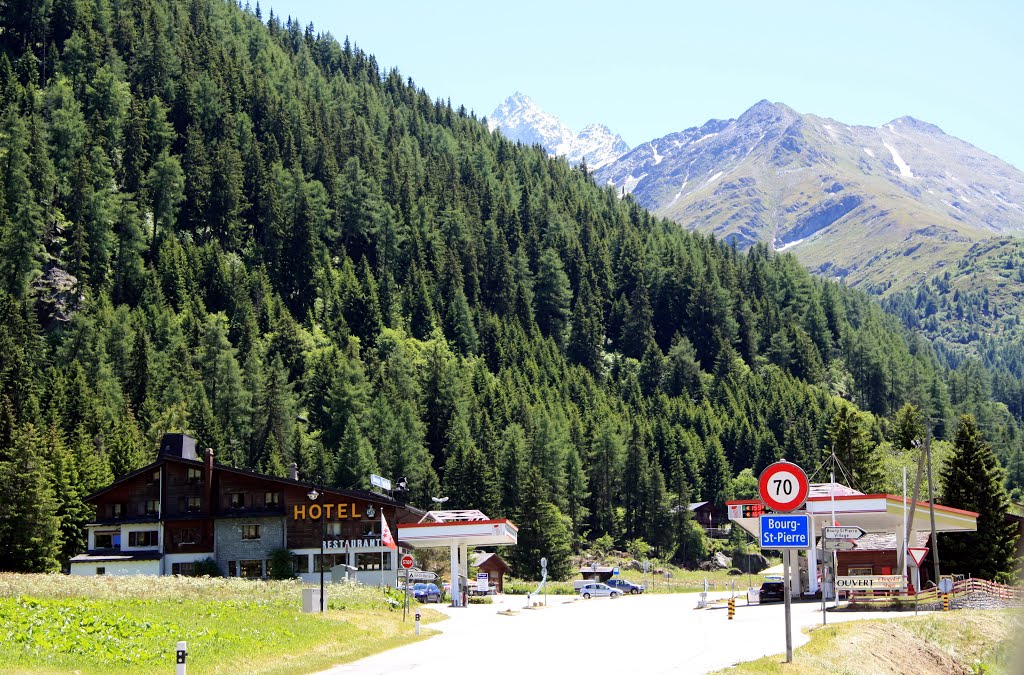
[400, 554, 414, 621]
[759, 461, 809, 664]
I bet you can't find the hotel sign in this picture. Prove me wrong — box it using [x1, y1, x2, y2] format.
[293, 503, 361, 520]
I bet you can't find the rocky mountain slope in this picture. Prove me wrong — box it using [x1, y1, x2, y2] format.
[488, 92, 629, 170]
[594, 100, 1024, 293]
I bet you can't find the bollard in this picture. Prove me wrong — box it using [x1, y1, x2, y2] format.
[942, 593, 950, 611]
[176, 640, 187, 675]
[728, 597, 735, 620]
[415, 611, 421, 635]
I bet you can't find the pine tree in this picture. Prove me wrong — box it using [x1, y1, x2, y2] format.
[939, 415, 1020, 582]
[563, 445, 589, 551]
[534, 247, 572, 348]
[825, 399, 882, 492]
[506, 467, 573, 581]
[0, 423, 62, 572]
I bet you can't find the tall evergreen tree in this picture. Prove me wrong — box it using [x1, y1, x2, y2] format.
[939, 415, 1019, 582]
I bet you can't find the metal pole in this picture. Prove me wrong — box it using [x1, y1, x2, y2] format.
[925, 423, 941, 586]
[320, 510, 325, 613]
[784, 549, 793, 663]
[902, 437, 928, 577]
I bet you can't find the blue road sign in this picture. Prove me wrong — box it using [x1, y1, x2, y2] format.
[759, 514, 810, 549]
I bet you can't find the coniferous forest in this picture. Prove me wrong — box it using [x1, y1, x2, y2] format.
[0, 0, 1019, 579]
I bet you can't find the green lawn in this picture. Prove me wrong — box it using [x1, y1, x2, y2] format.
[0, 574, 443, 675]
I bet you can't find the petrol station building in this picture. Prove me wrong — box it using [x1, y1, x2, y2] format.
[727, 481, 979, 596]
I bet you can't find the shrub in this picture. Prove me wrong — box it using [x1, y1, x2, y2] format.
[192, 557, 222, 577]
[268, 548, 296, 579]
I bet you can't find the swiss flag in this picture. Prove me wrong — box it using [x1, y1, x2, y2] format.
[381, 513, 397, 550]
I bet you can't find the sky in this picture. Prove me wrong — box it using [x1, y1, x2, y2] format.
[267, 0, 1024, 170]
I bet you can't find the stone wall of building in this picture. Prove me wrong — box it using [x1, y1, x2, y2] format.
[214, 516, 287, 576]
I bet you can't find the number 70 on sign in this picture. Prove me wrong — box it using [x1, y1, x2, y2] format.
[758, 461, 810, 512]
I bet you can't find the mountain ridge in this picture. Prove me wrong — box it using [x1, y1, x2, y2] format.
[488, 92, 629, 170]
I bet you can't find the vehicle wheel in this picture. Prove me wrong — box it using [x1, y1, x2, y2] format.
[631, 588, 639, 595]
[583, 593, 591, 599]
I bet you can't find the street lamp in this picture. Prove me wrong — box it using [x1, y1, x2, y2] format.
[307, 487, 324, 613]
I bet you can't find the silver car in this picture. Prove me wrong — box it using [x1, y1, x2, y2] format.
[578, 582, 622, 599]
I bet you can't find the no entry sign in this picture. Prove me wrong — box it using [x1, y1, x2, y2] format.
[758, 461, 809, 512]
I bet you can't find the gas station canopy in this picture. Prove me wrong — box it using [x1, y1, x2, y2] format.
[398, 510, 519, 549]
[397, 510, 518, 608]
[728, 489, 978, 540]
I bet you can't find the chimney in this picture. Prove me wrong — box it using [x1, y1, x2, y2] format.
[289, 462, 298, 481]
[159, 433, 197, 460]
[204, 448, 214, 515]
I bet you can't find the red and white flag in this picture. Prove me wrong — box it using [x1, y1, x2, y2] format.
[381, 513, 397, 550]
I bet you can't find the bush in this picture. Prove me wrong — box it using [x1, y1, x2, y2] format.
[268, 548, 296, 580]
[468, 595, 493, 604]
[191, 557, 222, 577]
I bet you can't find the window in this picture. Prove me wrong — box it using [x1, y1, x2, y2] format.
[239, 560, 263, 578]
[111, 503, 125, 519]
[228, 493, 245, 509]
[171, 528, 198, 545]
[96, 567, 105, 575]
[147, 470, 160, 485]
[187, 467, 202, 483]
[241, 524, 261, 540]
[228, 561, 237, 576]
[361, 520, 381, 538]
[325, 522, 344, 537]
[172, 562, 195, 576]
[144, 500, 160, 515]
[848, 567, 873, 576]
[264, 492, 280, 508]
[292, 555, 310, 574]
[315, 553, 347, 573]
[356, 552, 391, 571]
[186, 496, 201, 512]
[94, 531, 118, 549]
[128, 530, 158, 547]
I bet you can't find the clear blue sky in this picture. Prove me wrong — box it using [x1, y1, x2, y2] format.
[267, 0, 1024, 170]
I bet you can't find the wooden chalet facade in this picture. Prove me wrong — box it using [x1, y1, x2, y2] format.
[70, 434, 423, 585]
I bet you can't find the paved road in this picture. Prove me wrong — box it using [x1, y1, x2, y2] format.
[318, 592, 902, 675]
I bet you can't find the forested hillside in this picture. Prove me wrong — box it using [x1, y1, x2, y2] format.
[0, 0, 1020, 576]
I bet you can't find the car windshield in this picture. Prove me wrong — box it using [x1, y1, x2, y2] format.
[413, 583, 427, 591]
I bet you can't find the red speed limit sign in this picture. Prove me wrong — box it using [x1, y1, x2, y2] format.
[758, 461, 809, 512]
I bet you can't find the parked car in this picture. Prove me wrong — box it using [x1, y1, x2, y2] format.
[578, 582, 622, 599]
[606, 578, 645, 594]
[413, 582, 441, 603]
[759, 581, 785, 602]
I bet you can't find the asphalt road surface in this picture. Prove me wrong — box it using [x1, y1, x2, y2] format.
[319, 591, 900, 675]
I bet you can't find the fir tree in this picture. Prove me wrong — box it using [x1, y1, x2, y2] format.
[939, 415, 1020, 582]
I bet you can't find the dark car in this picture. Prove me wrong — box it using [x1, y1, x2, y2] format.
[759, 581, 785, 602]
[606, 578, 645, 594]
[413, 582, 441, 603]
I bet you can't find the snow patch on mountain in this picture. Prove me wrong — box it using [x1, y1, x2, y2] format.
[488, 93, 629, 170]
[883, 142, 915, 178]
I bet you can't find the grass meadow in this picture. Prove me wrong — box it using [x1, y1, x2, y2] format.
[0, 574, 442, 675]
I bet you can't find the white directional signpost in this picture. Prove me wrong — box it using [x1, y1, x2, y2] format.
[823, 526, 865, 540]
[758, 461, 809, 664]
[823, 539, 856, 552]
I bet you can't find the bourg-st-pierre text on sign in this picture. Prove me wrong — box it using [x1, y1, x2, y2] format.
[835, 575, 904, 590]
[759, 514, 810, 549]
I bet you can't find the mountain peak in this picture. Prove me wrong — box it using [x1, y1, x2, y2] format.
[489, 93, 629, 170]
[738, 99, 797, 124]
[886, 116, 946, 136]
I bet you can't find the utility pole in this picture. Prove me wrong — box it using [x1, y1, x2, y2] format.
[925, 423, 941, 585]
